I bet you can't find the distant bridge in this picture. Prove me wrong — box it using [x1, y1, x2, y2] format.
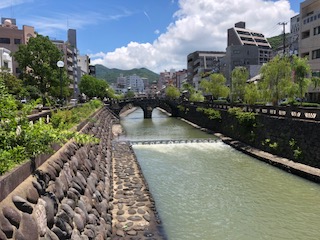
[107, 97, 179, 118]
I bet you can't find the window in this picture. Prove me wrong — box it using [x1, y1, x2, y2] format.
[314, 26, 320, 35]
[302, 30, 310, 39]
[301, 52, 309, 59]
[312, 49, 320, 59]
[14, 38, 21, 44]
[0, 38, 10, 44]
[3, 62, 8, 68]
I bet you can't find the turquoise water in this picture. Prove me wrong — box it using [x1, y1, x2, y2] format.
[120, 108, 320, 240]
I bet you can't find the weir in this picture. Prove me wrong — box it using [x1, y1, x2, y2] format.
[128, 138, 217, 145]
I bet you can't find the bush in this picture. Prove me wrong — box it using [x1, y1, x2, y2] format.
[228, 107, 256, 127]
[197, 107, 221, 120]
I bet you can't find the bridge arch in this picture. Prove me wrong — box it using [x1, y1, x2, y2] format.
[109, 98, 179, 119]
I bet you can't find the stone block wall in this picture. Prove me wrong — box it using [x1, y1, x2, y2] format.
[178, 105, 320, 169]
[0, 108, 117, 239]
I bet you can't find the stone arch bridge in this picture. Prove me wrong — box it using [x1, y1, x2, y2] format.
[107, 97, 179, 118]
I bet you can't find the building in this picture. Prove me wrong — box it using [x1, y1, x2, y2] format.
[77, 54, 90, 76]
[127, 74, 145, 93]
[0, 18, 35, 76]
[52, 29, 79, 99]
[0, 48, 13, 73]
[187, 51, 226, 87]
[290, 14, 300, 55]
[299, 0, 320, 101]
[221, 22, 272, 85]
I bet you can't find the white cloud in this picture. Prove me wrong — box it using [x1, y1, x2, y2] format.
[0, 0, 33, 9]
[91, 0, 296, 73]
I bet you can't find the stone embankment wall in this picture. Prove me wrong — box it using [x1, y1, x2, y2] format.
[0, 107, 165, 239]
[178, 105, 320, 170]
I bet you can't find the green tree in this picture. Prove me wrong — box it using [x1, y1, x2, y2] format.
[189, 91, 205, 102]
[311, 76, 320, 90]
[244, 83, 260, 105]
[79, 75, 109, 99]
[200, 73, 230, 99]
[231, 67, 248, 102]
[0, 70, 23, 98]
[165, 85, 180, 99]
[292, 55, 311, 100]
[14, 34, 68, 104]
[259, 56, 293, 105]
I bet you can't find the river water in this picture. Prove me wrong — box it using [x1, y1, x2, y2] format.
[119, 108, 320, 240]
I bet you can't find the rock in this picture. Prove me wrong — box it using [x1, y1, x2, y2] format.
[60, 203, 75, 219]
[45, 227, 60, 240]
[32, 180, 44, 195]
[0, 228, 7, 240]
[12, 195, 33, 214]
[41, 195, 56, 228]
[33, 198, 47, 237]
[116, 229, 125, 237]
[19, 212, 39, 239]
[127, 230, 137, 236]
[26, 185, 40, 204]
[143, 214, 151, 222]
[53, 179, 65, 201]
[12, 229, 25, 240]
[127, 215, 142, 221]
[0, 212, 13, 238]
[70, 229, 82, 240]
[73, 213, 85, 231]
[2, 206, 21, 228]
[51, 225, 66, 239]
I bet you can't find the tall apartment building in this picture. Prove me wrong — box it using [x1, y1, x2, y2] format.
[187, 51, 226, 87]
[127, 74, 145, 93]
[299, 0, 320, 101]
[290, 14, 300, 55]
[0, 18, 35, 76]
[52, 29, 79, 99]
[77, 54, 90, 76]
[221, 21, 272, 85]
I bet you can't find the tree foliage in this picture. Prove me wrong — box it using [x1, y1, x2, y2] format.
[14, 34, 69, 104]
[200, 73, 230, 99]
[231, 67, 248, 102]
[79, 75, 109, 99]
[244, 83, 260, 105]
[291, 55, 311, 100]
[259, 56, 293, 105]
[165, 85, 180, 99]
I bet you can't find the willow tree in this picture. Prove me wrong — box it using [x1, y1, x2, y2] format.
[259, 56, 293, 105]
[200, 73, 229, 99]
[231, 67, 249, 102]
[291, 55, 311, 100]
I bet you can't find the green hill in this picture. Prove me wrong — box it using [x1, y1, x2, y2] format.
[95, 64, 159, 85]
[267, 33, 290, 50]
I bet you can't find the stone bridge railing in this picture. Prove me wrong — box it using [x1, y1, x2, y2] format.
[109, 97, 320, 122]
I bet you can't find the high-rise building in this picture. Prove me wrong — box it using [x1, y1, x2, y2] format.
[221, 21, 272, 85]
[187, 51, 225, 86]
[299, 0, 320, 101]
[52, 29, 79, 99]
[0, 18, 35, 76]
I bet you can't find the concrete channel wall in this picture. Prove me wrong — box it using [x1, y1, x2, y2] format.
[0, 107, 165, 239]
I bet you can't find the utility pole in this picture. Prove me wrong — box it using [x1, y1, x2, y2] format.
[278, 22, 287, 56]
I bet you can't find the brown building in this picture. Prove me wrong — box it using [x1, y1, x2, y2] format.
[0, 18, 35, 76]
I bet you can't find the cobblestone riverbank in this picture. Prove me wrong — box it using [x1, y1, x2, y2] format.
[0, 107, 166, 239]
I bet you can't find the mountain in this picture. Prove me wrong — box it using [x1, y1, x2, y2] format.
[95, 64, 160, 84]
[267, 33, 290, 50]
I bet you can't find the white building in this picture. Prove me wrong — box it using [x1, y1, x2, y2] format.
[0, 47, 13, 73]
[127, 74, 145, 93]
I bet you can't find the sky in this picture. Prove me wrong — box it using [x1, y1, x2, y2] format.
[0, 0, 304, 74]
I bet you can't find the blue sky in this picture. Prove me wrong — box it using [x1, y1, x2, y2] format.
[0, 0, 303, 73]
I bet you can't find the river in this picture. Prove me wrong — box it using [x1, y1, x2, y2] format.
[119, 108, 320, 240]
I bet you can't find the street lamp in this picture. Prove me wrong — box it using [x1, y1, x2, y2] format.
[57, 60, 64, 106]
